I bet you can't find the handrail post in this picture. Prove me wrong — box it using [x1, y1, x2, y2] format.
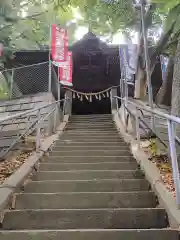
[10, 69, 14, 100]
[53, 103, 59, 133]
[116, 97, 119, 112]
[167, 120, 180, 208]
[135, 107, 140, 149]
[47, 107, 53, 136]
[62, 98, 66, 117]
[36, 110, 41, 152]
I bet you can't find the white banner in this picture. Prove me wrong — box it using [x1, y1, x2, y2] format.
[119, 41, 138, 81]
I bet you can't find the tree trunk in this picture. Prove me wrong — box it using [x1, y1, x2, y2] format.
[155, 56, 174, 106]
[170, 39, 180, 166]
[134, 57, 146, 99]
[171, 39, 180, 117]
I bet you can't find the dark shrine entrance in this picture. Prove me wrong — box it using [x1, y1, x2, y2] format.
[72, 97, 111, 115]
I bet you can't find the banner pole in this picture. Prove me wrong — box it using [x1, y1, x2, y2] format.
[48, 24, 52, 93]
[58, 68, 61, 107]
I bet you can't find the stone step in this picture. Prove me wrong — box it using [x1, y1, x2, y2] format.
[2, 208, 167, 230]
[39, 162, 137, 171]
[0, 229, 179, 240]
[52, 146, 129, 151]
[24, 179, 149, 193]
[49, 150, 131, 157]
[44, 156, 134, 163]
[15, 191, 157, 209]
[33, 170, 144, 181]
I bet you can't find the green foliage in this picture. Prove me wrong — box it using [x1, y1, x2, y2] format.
[149, 138, 158, 156]
[151, 0, 180, 55]
[152, 0, 180, 12]
[70, 0, 139, 37]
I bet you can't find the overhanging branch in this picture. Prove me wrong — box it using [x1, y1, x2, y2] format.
[0, 10, 48, 32]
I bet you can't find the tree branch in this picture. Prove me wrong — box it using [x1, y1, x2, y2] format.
[0, 10, 48, 32]
[150, 21, 176, 65]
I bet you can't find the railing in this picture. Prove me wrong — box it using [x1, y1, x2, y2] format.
[0, 97, 69, 159]
[114, 95, 180, 208]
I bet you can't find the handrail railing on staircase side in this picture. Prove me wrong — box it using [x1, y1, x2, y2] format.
[114, 95, 180, 208]
[0, 97, 69, 159]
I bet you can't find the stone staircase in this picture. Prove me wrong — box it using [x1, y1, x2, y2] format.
[0, 114, 179, 239]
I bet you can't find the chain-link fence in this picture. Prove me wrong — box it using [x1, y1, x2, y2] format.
[0, 61, 59, 100]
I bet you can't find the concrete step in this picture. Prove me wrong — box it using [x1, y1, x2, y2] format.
[2, 208, 167, 230]
[0, 229, 179, 240]
[59, 138, 125, 142]
[71, 114, 112, 119]
[0, 130, 19, 138]
[66, 126, 115, 130]
[68, 123, 114, 126]
[33, 170, 144, 181]
[69, 121, 113, 125]
[39, 162, 138, 171]
[70, 118, 112, 121]
[69, 119, 113, 123]
[44, 156, 134, 163]
[69, 122, 113, 125]
[60, 133, 121, 137]
[64, 130, 118, 134]
[15, 191, 157, 209]
[52, 146, 129, 151]
[60, 134, 121, 139]
[67, 128, 116, 131]
[54, 142, 128, 147]
[49, 150, 132, 157]
[24, 179, 149, 193]
[67, 123, 114, 126]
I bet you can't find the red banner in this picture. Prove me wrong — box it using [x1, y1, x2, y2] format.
[59, 52, 73, 86]
[51, 24, 68, 62]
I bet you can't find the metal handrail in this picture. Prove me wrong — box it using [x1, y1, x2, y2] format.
[0, 98, 67, 125]
[114, 96, 180, 124]
[0, 118, 39, 160]
[114, 95, 180, 208]
[0, 97, 69, 158]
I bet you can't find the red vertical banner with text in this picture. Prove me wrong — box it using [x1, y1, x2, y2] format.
[51, 24, 68, 63]
[59, 52, 73, 86]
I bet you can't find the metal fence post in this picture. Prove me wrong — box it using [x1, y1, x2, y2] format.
[167, 120, 180, 207]
[135, 107, 140, 149]
[36, 110, 41, 152]
[48, 25, 52, 93]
